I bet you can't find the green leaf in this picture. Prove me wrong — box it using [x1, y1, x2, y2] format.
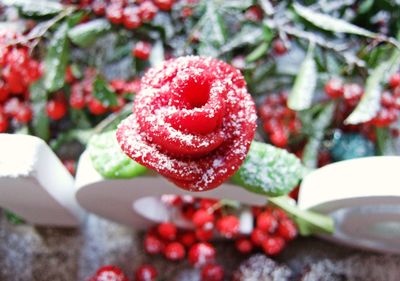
[88, 130, 147, 179]
[4, 210, 25, 225]
[149, 40, 165, 67]
[268, 196, 334, 235]
[293, 3, 376, 38]
[93, 76, 118, 107]
[221, 25, 263, 53]
[246, 41, 268, 63]
[68, 19, 111, 48]
[43, 21, 69, 92]
[345, 50, 400, 124]
[3, 0, 63, 17]
[221, 0, 253, 10]
[302, 102, 335, 169]
[288, 43, 317, 111]
[29, 80, 49, 141]
[232, 141, 304, 197]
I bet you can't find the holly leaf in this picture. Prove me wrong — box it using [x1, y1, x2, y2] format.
[293, 3, 376, 38]
[288, 43, 317, 111]
[302, 102, 335, 169]
[3, 0, 63, 17]
[43, 21, 69, 92]
[232, 141, 304, 197]
[88, 130, 147, 179]
[221, 25, 263, 54]
[93, 75, 118, 107]
[29, 80, 49, 141]
[68, 19, 111, 48]
[345, 49, 400, 124]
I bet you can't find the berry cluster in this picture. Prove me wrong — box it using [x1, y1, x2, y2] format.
[63, 0, 176, 30]
[66, 67, 139, 117]
[0, 31, 41, 132]
[258, 92, 301, 148]
[325, 74, 400, 128]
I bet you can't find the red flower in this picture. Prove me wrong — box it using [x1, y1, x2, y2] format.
[117, 56, 256, 191]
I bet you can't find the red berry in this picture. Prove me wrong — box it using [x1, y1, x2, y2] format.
[269, 126, 288, 148]
[65, 65, 76, 84]
[15, 103, 32, 123]
[132, 41, 152, 60]
[0, 110, 8, 132]
[106, 4, 124, 24]
[381, 91, 395, 108]
[324, 78, 344, 99]
[92, 265, 129, 281]
[195, 228, 213, 242]
[3, 97, 21, 117]
[153, 0, 174, 11]
[88, 97, 108, 115]
[201, 264, 224, 281]
[261, 236, 285, 256]
[389, 73, 400, 89]
[250, 228, 268, 246]
[62, 160, 76, 175]
[192, 209, 214, 228]
[144, 234, 164, 255]
[235, 238, 253, 254]
[343, 83, 363, 105]
[157, 222, 177, 241]
[0, 80, 10, 102]
[188, 243, 216, 267]
[272, 39, 287, 55]
[123, 6, 142, 29]
[138, 1, 158, 22]
[70, 84, 86, 109]
[46, 99, 67, 120]
[163, 241, 185, 261]
[216, 215, 239, 238]
[277, 219, 297, 241]
[244, 5, 263, 22]
[92, 0, 106, 16]
[199, 199, 218, 210]
[134, 264, 158, 281]
[179, 231, 196, 248]
[181, 7, 193, 18]
[256, 211, 278, 233]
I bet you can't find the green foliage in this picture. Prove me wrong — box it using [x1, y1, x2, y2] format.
[232, 141, 304, 197]
[88, 130, 147, 179]
[68, 19, 111, 48]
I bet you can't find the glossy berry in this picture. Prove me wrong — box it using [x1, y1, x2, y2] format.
[244, 5, 263, 22]
[179, 231, 196, 247]
[106, 4, 124, 24]
[324, 78, 344, 99]
[216, 215, 239, 238]
[0, 80, 10, 102]
[343, 83, 363, 105]
[188, 243, 216, 267]
[272, 39, 287, 55]
[250, 228, 268, 246]
[46, 99, 67, 120]
[138, 1, 158, 22]
[269, 126, 288, 148]
[3, 97, 21, 117]
[123, 6, 142, 29]
[70, 84, 86, 109]
[235, 238, 253, 254]
[389, 73, 400, 89]
[15, 103, 32, 123]
[201, 264, 224, 281]
[92, 0, 106, 16]
[277, 219, 297, 241]
[157, 222, 177, 241]
[192, 209, 214, 228]
[261, 236, 285, 256]
[0, 110, 8, 132]
[163, 242, 185, 261]
[91, 265, 129, 281]
[154, 0, 175, 11]
[134, 264, 158, 281]
[256, 211, 278, 233]
[195, 227, 213, 242]
[144, 234, 164, 255]
[132, 41, 152, 60]
[88, 97, 108, 115]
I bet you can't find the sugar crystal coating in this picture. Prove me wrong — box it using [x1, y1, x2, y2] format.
[116, 56, 257, 191]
